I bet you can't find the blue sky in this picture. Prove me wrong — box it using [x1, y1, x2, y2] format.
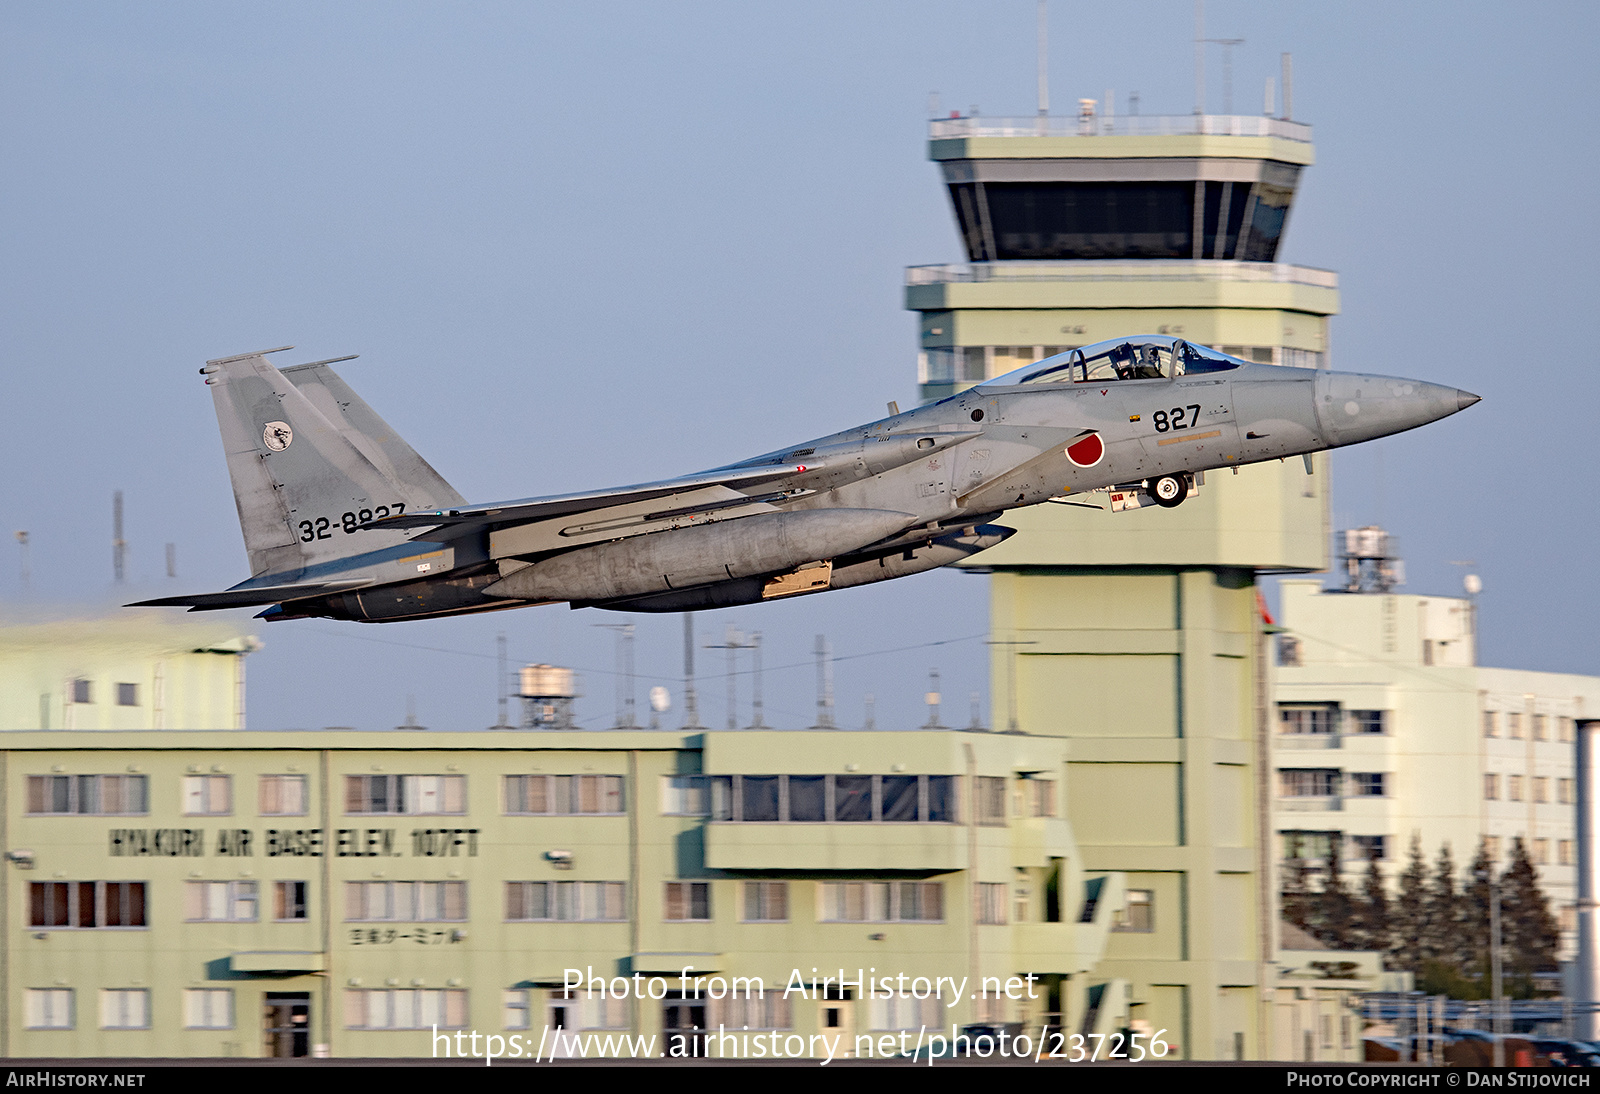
[2, 2, 1594, 730]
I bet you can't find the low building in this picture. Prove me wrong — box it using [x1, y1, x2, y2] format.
[0, 727, 1125, 1060]
[0, 612, 257, 731]
[1272, 577, 1599, 948]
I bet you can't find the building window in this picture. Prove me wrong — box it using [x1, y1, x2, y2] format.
[1485, 836, 1502, 861]
[1560, 779, 1575, 805]
[1351, 835, 1388, 862]
[1484, 774, 1500, 801]
[99, 989, 149, 1030]
[503, 774, 621, 815]
[1561, 841, 1576, 867]
[869, 994, 941, 1032]
[1276, 634, 1302, 667]
[1561, 717, 1576, 744]
[976, 882, 1008, 925]
[260, 775, 307, 816]
[115, 683, 138, 707]
[347, 774, 466, 815]
[1534, 777, 1549, 804]
[70, 679, 92, 704]
[1534, 715, 1548, 741]
[1348, 773, 1386, 797]
[27, 774, 147, 816]
[663, 881, 710, 922]
[1021, 778, 1056, 817]
[183, 775, 232, 816]
[345, 989, 467, 1030]
[818, 881, 943, 923]
[742, 881, 788, 923]
[1484, 711, 1498, 738]
[504, 881, 624, 922]
[1563, 906, 1579, 932]
[722, 994, 792, 1030]
[1509, 713, 1523, 739]
[1534, 839, 1550, 865]
[1279, 769, 1340, 797]
[1509, 775, 1524, 802]
[275, 881, 308, 921]
[185, 881, 258, 922]
[184, 989, 233, 1030]
[25, 989, 73, 1029]
[1279, 704, 1338, 735]
[345, 880, 467, 922]
[547, 988, 629, 1030]
[29, 881, 146, 929]
[1349, 710, 1388, 735]
[1113, 889, 1154, 932]
[659, 776, 708, 816]
[710, 774, 959, 824]
[975, 776, 1006, 825]
[503, 990, 530, 1030]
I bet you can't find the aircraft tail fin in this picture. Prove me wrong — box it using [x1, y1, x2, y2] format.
[201, 347, 465, 578]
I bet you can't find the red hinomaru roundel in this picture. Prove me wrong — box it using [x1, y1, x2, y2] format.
[1064, 431, 1104, 468]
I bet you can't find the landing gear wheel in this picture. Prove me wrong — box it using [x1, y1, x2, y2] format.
[1150, 474, 1187, 508]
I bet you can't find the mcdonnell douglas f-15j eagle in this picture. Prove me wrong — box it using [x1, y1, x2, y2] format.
[131, 340, 1477, 622]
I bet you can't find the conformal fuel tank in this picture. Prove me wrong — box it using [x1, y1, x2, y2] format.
[483, 508, 916, 603]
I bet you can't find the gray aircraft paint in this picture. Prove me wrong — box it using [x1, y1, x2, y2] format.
[131, 341, 1478, 623]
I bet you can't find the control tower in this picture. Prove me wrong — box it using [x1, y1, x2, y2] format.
[905, 106, 1336, 1060]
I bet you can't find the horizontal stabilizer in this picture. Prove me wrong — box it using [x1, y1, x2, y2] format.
[126, 579, 372, 610]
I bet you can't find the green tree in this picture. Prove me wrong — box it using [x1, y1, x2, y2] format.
[1313, 836, 1355, 948]
[1390, 833, 1430, 972]
[1353, 847, 1391, 954]
[1462, 839, 1495, 987]
[1282, 833, 1314, 932]
[1500, 837, 1560, 994]
[1430, 842, 1466, 971]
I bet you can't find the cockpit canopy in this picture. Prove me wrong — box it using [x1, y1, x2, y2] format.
[980, 336, 1245, 388]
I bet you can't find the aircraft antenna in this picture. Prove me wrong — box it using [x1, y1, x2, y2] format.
[112, 490, 126, 583]
[812, 635, 835, 729]
[14, 531, 29, 590]
[595, 623, 637, 727]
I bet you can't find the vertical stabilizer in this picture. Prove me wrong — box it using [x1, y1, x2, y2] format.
[201, 348, 464, 578]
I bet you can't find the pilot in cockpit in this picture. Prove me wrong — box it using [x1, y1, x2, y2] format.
[1108, 342, 1137, 380]
[1132, 343, 1165, 379]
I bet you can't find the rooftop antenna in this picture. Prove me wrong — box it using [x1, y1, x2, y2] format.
[1281, 53, 1293, 121]
[1193, 0, 1204, 115]
[1206, 37, 1245, 114]
[1263, 75, 1276, 117]
[705, 625, 747, 731]
[397, 694, 423, 730]
[970, 691, 984, 730]
[1036, 0, 1049, 118]
[14, 531, 29, 589]
[987, 637, 1038, 733]
[112, 490, 126, 583]
[863, 693, 876, 731]
[165, 542, 176, 580]
[923, 669, 944, 728]
[681, 614, 702, 729]
[595, 623, 637, 727]
[812, 635, 835, 729]
[749, 631, 766, 728]
[492, 632, 513, 729]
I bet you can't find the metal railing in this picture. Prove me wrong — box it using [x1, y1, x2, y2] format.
[1279, 797, 1344, 812]
[929, 113, 1312, 143]
[1276, 734, 1342, 751]
[905, 260, 1339, 289]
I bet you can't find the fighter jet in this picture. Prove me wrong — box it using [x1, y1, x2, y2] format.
[129, 339, 1477, 622]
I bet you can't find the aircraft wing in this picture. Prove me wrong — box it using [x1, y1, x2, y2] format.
[367, 462, 817, 533]
[126, 579, 374, 611]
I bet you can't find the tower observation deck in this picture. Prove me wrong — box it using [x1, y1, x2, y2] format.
[903, 106, 1337, 1060]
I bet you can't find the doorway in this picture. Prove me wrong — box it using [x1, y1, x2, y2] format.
[263, 993, 311, 1058]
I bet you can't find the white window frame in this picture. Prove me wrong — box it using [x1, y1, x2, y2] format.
[345, 880, 468, 922]
[100, 988, 150, 1030]
[184, 988, 234, 1030]
[183, 775, 232, 816]
[185, 880, 258, 923]
[25, 988, 73, 1030]
[259, 774, 308, 816]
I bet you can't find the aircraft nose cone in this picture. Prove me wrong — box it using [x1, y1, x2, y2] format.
[1457, 389, 1481, 411]
[1314, 373, 1477, 447]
